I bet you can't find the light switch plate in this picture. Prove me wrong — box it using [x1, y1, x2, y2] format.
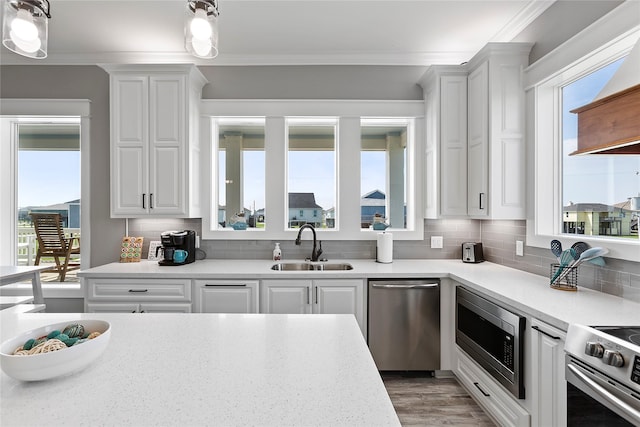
[516, 240, 524, 256]
[431, 236, 443, 249]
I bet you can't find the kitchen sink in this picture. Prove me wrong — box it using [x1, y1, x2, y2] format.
[271, 262, 353, 271]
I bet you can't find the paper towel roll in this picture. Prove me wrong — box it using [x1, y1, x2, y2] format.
[376, 232, 393, 263]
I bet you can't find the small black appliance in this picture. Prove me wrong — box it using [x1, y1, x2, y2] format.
[156, 230, 196, 266]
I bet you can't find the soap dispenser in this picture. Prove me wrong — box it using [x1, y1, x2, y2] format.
[273, 243, 282, 261]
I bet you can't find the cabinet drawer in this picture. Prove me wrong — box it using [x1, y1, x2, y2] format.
[86, 279, 191, 302]
[455, 348, 530, 427]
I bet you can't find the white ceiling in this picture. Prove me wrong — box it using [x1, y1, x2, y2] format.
[0, 0, 555, 66]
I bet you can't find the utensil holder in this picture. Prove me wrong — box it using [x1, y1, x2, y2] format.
[550, 264, 578, 291]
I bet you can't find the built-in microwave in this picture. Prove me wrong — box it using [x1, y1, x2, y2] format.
[455, 286, 526, 399]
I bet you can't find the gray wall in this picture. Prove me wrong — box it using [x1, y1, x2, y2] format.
[513, 0, 624, 64]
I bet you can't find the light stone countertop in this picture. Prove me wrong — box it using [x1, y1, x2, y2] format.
[79, 259, 640, 330]
[0, 312, 400, 427]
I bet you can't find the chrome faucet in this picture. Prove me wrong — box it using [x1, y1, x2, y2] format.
[295, 224, 323, 262]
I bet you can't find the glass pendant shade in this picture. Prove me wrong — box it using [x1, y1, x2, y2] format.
[185, 1, 218, 59]
[2, 1, 50, 59]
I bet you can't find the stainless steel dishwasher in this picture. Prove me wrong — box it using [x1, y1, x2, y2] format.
[368, 279, 440, 371]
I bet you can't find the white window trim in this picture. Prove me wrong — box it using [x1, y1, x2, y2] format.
[200, 99, 424, 240]
[525, 5, 640, 262]
[0, 99, 91, 268]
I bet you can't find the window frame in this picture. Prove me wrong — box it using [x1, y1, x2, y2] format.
[525, 23, 640, 261]
[200, 99, 424, 241]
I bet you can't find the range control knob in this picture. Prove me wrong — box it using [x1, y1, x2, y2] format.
[585, 342, 605, 358]
[603, 349, 625, 367]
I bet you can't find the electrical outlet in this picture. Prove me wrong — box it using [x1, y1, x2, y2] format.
[431, 236, 443, 249]
[516, 240, 524, 256]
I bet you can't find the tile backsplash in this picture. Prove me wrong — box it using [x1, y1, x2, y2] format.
[128, 218, 639, 303]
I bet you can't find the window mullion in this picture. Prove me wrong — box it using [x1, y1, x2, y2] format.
[338, 117, 361, 237]
[265, 116, 286, 234]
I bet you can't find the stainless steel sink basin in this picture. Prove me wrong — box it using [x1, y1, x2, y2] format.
[271, 262, 353, 271]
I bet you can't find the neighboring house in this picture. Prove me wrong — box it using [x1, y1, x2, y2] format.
[288, 193, 323, 228]
[563, 202, 634, 236]
[360, 189, 386, 227]
[20, 199, 81, 228]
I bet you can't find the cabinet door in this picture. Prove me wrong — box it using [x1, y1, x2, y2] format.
[195, 280, 258, 313]
[111, 75, 149, 216]
[261, 280, 311, 314]
[149, 75, 186, 215]
[440, 75, 468, 216]
[313, 279, 364, 334]
[467, 61, 489, 217]
[530, 318, 567, 427]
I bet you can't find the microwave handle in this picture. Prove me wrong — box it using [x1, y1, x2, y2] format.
[567, 363, 640, 422]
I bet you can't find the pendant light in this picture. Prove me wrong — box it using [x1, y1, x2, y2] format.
[185, 0, 219, 59]
[2, 0, 50, 59]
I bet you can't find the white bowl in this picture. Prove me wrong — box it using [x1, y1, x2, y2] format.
[0, 320, 111, 381]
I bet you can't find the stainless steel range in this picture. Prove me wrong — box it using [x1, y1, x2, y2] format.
[564, 324, 640, 426]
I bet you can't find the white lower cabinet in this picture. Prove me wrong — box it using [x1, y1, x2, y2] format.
[530, 318, 567, 427]
[260, 279, 365, 335]
[455, 348, 530, 427]
[84, 278, 192, 313]
[194, 280, 258, 313]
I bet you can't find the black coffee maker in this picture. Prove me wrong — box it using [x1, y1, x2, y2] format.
[156, 230, 196, 266]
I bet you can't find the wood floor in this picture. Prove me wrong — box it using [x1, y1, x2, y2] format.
[382, 373, 496, 426]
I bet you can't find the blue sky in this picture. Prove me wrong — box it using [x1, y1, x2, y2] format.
[18, 151, 80, 208]
[562, 57, 640, 207]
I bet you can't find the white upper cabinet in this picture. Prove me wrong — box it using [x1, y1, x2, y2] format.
[466, 43, 532, 219]
[104, 65, 207, 218]
[420, 66, 468, 218]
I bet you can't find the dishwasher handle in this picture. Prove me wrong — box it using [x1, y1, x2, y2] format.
[371, 283, 439, 289]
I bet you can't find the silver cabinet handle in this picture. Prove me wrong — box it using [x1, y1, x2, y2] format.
[314, 286, 318, 304]
[371, 283, 439, 289]
[306, 287, 310, 305]
[128, 289, 148, 293]
[531, 325, 561, 340]
[142, 193, 146, 209]
[150, 193, 154, 209]
[479, 192, 485, 210]
[568, 363, 640, 422]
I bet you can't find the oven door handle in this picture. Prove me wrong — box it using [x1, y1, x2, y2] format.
[567, 363, 640, 422]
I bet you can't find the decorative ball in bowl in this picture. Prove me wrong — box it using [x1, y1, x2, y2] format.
[0, 320, 111, 381]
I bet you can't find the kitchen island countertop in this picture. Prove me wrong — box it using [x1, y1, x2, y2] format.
[0, 312, 400, 427]
[79, 259, 640, 330]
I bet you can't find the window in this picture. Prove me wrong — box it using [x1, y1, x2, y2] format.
[201, 99, 423, 241]
[214, 118, 265, 231]
[287, 118, 336, 229]
[561, 58, 639, 240]
[361, 119, 409, 230]
[527, 28, 639, 261]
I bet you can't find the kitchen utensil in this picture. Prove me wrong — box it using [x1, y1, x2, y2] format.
[587, 256, 606, 266]
[551, 248, 575, 283]
[552, 247, 609, 285]
[571, 241, 589, 258]
[550, 240, 563, 262]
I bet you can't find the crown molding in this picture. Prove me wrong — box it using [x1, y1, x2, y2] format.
[490, 0, 556, 42]
[0, 50, 479, 67]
